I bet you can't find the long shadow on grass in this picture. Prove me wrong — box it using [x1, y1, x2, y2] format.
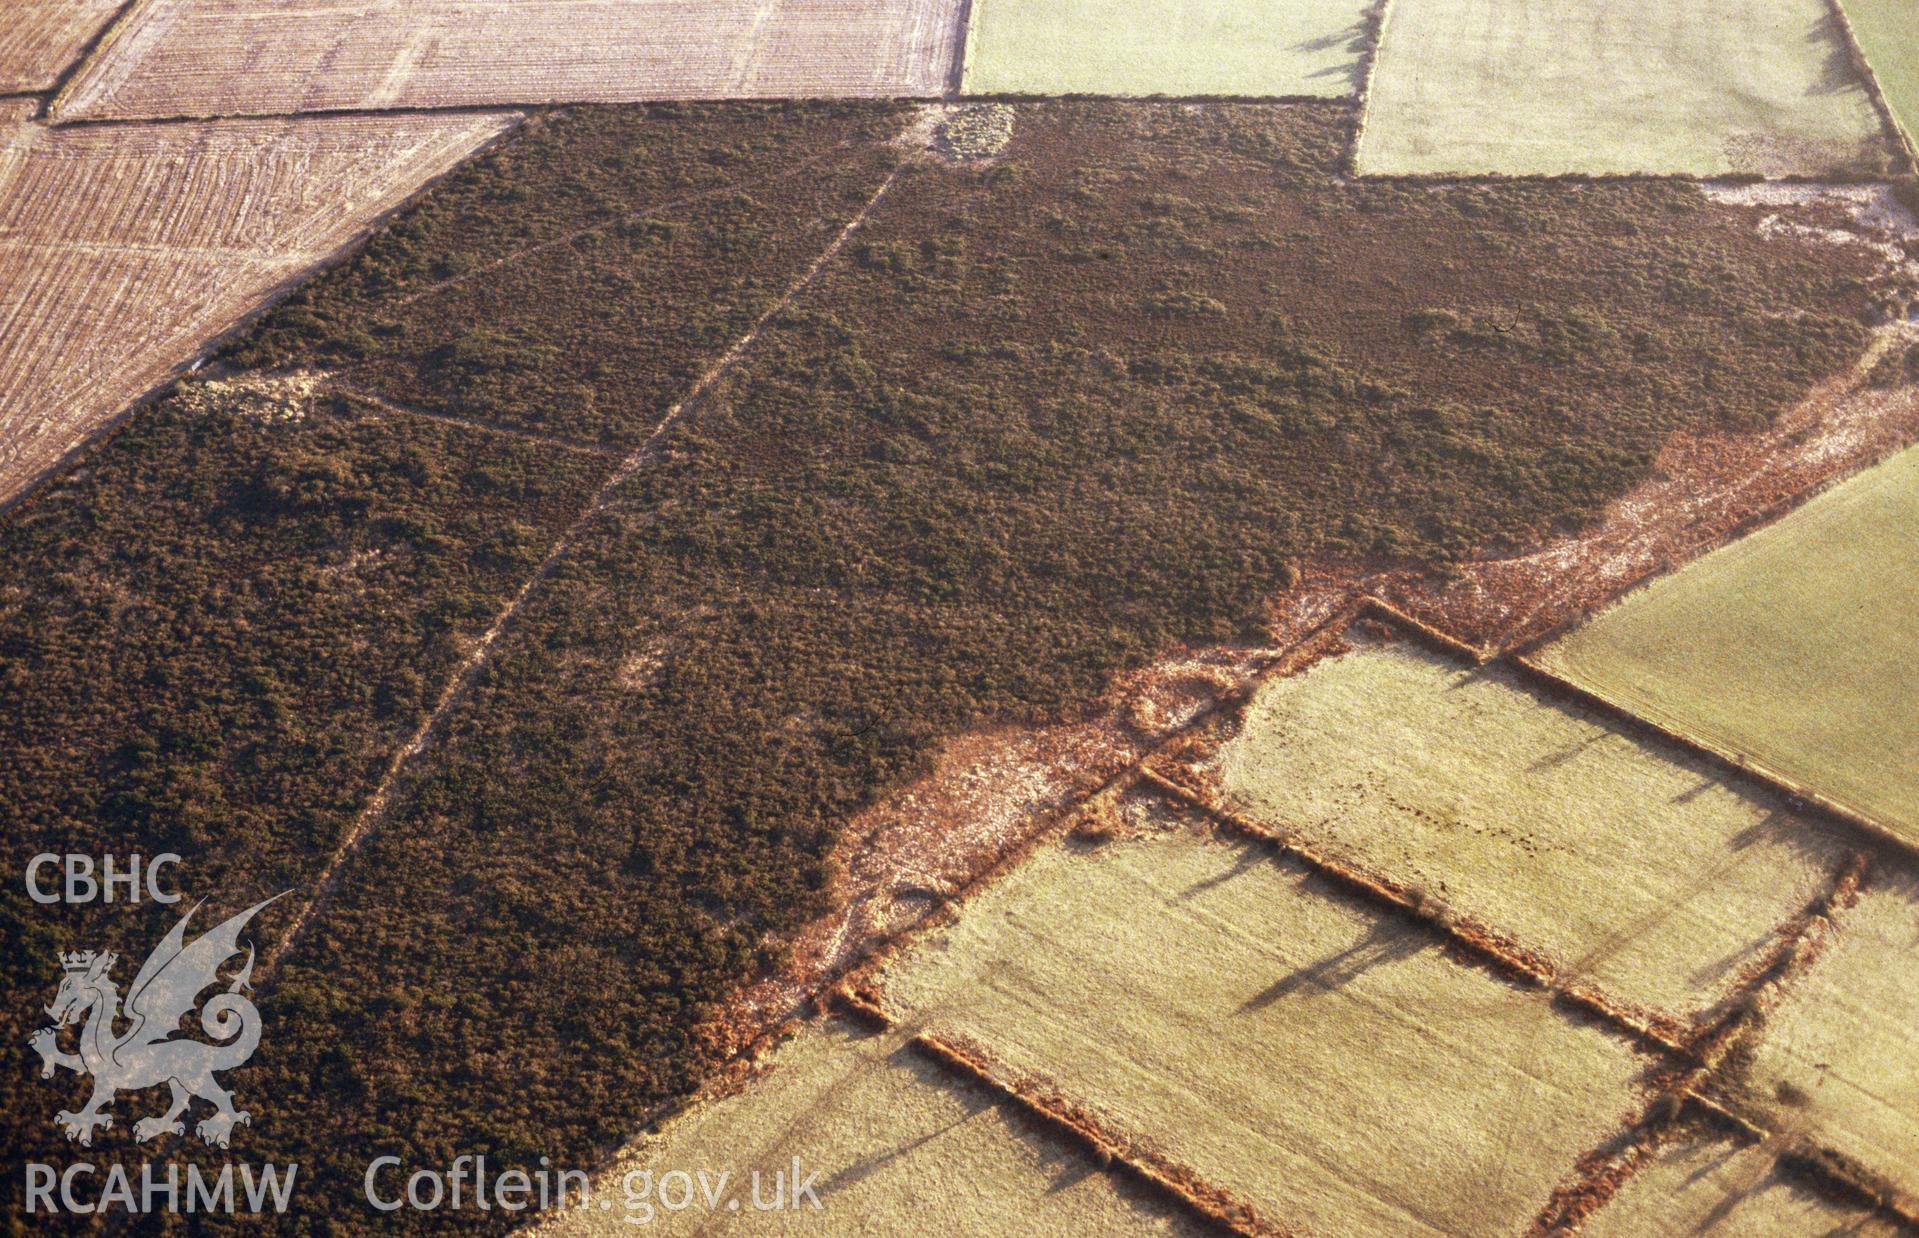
[1238, 918, 1426, 1011]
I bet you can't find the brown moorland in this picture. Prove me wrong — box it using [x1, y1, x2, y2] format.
[4, 101, 1896, 1226]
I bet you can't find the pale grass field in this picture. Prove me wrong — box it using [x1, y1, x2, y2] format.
[876, 816, 1651, 1235]
[0, 107, 514, 504]
[532, 1017, 1206, 1235]
[0, 0, 120, 93]
[1535, 444, 1919, 848]
[962, 0, 1372, 98]
[1358, 0, 1891, 175]
[52, 0, 965, 121]
[1841, 0, 1919, 146]
[1204, 638, 1856, 1020]
[1587, 1130, 1900, 1236]
[1740, 877, 1919, 1198]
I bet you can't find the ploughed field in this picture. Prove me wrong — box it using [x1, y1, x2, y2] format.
[49, 0, 968, 121]
[0, 104, 515, 506]
[0, 0, 121, 93]
[0, 100, 1897, 1226]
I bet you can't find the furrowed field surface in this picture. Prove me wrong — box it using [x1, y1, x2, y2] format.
[50, 0, 966, 121]
[960, 0, 1372, 98]
[0, 105, 514, 506]
[1586, 1126, 1901, 1235]
[224, 103, 916, 447]
[0, 386, 612, 1200]
[0, 0, 121, 93]
[534, 1018, 1210, 1234]
[1358, 0, 1892, 176]
[1533, 443, 1919, 845]
[1729, 877, 1919, 1199]
[1187, 635, 1858, 1020]
[1842, 0, 1919, 148]
[90, 100, 1896, 1224]
[871, 799, 1654, 1234]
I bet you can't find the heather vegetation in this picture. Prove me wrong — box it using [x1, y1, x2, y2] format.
[0, 391, 610, 1198]
[226, 102, 912, 446]
[0, 100, 1885, 1226]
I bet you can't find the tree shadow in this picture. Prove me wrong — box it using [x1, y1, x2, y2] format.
[1238, 918, 1424, 1012]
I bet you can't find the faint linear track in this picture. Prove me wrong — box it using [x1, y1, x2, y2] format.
[389, 137, 875, 310]
[257, 162, 905, 985]
[329, 381, 625, 459]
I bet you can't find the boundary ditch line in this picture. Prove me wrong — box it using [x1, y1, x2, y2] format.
[1134, 765, 1689, 1058]
[1344, 0, 1394, 177]
[1509, 655, 1918, 861]
[1355, 587, 1919, 864]
[33, 0, 143, 121]
[1529, 855, 1919, 1233]
[0, 108, 533, 519]
[824, 982, 1280, 1236]
[328, 382, 626, 459]
[1822, 0, 1919, 176]
[944, 0, 976, 100]
[909, 1029, 1277, 1236]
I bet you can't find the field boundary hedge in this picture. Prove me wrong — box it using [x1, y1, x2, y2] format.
[1511, 654, 1918, 861]
[1823, 0, 1919, 175]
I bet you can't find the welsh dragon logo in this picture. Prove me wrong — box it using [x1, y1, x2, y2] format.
[29, 894, 284, 1148]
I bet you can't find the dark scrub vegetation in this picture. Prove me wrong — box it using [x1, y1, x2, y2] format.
[0, 100, 1881, 1228]
[0, 393, 611, 1213]
[226, 101, 913, 447]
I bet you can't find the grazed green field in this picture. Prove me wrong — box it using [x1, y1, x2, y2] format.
[1842, 0, 1919, 147]
[962, 0, 1373, 97]
[877, 807, 1650, 1234]
[1205, 638, 1855, 1018]
[1359, 0, 1891, 175]
[1535, 444, 1919, 845]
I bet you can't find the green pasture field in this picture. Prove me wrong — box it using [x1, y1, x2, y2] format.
[961, 0, 1373, 97]
[1534, 444, 1919, 845]
[876, 803, 1650, 1234]
[1359, 0, 1892, 175]
[1841, 0, 1919, 148]
[1204, 637, 1857, 1019]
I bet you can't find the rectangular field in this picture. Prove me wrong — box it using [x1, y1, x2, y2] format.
[0, 108, 514, 505]
[533, 1018, 1208, 1234]
[1358, 0, 1892, 175]
[52, 0, 965, 121]
[1586, 1130, 1899, 1236]
[1841, 0, 1919, 149]
[961, 0, 1373, 97]
[1533, 444, 1919, 845]
[0, 0, 121, 93]
[1737, 879, 1919, 1197]
[1192, 637, 1857, 1020]
[876, 806, 1652, 1234]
